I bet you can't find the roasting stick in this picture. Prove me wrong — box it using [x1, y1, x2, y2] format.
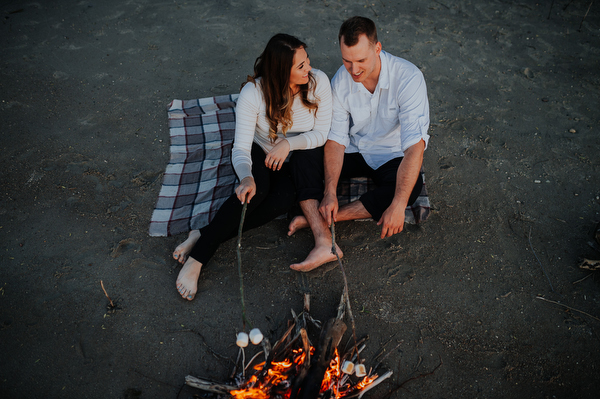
[237, 202, 251, 331]
[235, 202, 251, 378]
[330, 222, 359, 356]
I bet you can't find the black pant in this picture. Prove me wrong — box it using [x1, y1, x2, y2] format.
[188, 143, 322, 265]
[340, 153, 423, 221]
[294, 150, 423, 221]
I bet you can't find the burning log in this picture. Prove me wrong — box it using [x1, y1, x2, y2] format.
[291, 318, 347, 399]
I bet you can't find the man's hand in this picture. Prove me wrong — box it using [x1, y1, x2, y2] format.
[319, 192, 339, 226]
[376, 139, 425, 238]
[265, 139, 290, 171]
[235, 176, 256, 204]
[377, 202, 406, 238]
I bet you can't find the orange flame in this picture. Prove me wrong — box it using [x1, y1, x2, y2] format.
[356, 374, 378, 390]
[230, 347, 378, 399]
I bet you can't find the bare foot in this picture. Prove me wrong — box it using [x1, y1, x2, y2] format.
[173, 230, 200, 264]
[287, 215, 309, 236]
[290, 244, 343, 272]
[176, 257, 203, 301]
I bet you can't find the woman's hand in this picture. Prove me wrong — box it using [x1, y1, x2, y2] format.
[265, 139, 290, 171]
[235, 176, 256, 204]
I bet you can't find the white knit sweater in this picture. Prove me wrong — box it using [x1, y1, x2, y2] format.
[231, 69, 332, 180]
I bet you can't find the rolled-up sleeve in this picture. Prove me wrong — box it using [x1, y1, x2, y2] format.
[397, 69, 430, 152]
[327, 86, 351, 148]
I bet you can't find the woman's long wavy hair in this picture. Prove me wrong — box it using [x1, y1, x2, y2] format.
[244, 33, 318, 141]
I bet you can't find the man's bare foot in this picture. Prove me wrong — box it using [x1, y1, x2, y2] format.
[290, 244, 343, 272]
[173, 230, 200, 264]
[176, 257, 203, 301]
[287, 215, 309, 236]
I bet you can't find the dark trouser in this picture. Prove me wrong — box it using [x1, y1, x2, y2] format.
[340, 153, 423, 221]
[295, 150, 423, 221]
[188, 143, 322, 265]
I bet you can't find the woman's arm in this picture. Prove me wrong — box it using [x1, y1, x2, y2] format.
[232, 83, 261, 181]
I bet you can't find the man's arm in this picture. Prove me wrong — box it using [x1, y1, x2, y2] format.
[319, 139, 346, 225]
[377, 139, 425, 238]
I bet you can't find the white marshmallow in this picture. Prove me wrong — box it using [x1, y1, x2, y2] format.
[236, 332, 249, 348]
[341, 360, 355, 374]
[249, 328, 264, 345]
[355, 363, 367, 377]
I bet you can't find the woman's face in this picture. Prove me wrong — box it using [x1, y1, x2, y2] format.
[289, 47, 311, 90]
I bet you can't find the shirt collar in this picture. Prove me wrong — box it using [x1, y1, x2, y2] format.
[349, 50, 389, 94]
[378, 50, 390, 90]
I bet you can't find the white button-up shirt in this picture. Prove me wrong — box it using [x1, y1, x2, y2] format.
[328, 50, 430, 169]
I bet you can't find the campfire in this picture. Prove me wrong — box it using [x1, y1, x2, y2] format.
[185, 210, 393, 398]
[185, 293, 393, 398]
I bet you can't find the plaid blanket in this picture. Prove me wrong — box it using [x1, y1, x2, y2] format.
[336, 173, 430, 224]
[149, 96, 430, 237]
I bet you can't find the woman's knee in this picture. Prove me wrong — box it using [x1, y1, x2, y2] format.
[290, 147, 324, 170]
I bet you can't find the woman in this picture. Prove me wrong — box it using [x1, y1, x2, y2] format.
[173, 34, 332, 300]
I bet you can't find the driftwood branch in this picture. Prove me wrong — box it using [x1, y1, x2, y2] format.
[184, 375, 236, 394]
[580, 258, 600, 271]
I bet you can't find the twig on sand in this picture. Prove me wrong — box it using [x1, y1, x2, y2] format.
[169, 328, 232, 364]
[579, 1, 594, 31]
[372, 341, 403, 372]
[433, 0, 450, 9]
[100, 280, 114, 307]
[573, 273, 594, 285]
[528, 227, 555, 293]
[378, 356, 443, 399]
[536, 296, 600, 322]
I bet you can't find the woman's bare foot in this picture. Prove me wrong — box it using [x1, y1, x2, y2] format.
[173, 230, 200, 264]
[287, 215, 309, 236]
[290, 243, 343, 272]
[176, 257, 203, 301]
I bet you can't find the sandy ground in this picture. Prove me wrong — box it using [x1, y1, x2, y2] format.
[1, 0, 600, 398]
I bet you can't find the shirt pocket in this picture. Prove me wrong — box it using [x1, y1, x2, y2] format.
[380, 102, 399, 122]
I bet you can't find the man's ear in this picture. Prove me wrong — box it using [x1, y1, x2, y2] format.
[375, 41, 382, 55]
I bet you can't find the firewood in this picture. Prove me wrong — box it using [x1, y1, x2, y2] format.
[184, 375, 235, 394]
[293, 318, 347, 399]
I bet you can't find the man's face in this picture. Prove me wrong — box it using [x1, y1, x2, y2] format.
[340, 34, 381, 85]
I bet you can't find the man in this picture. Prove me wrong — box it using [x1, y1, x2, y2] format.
[288, 16, 430, 272]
